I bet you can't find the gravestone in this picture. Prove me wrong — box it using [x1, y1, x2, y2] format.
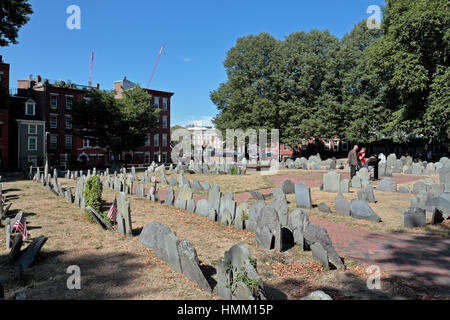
[403, 207, 426, 228]
[165, 188, 175, 206]
[378, 177, 397, 192]
[17, 236, 48, 269]
[287, 209, 309, 250]
[357, 185, 376, 203]
[269, 189, 289, 227]
[334, 192, 350, 216]
[311, 242, 330, 270]
[250, 190, 265, 201]
[323, 171, 341, 193]
[195, 199, 209, 216]
[318, 203, 331, 213]
[280, 179, 295, 194]
[295, 182, 312, 209]
[340, 179, 349, 193]
[117, 192, 133, 236]
[349, 200, 382, 222]
[207, 184, 221, 214]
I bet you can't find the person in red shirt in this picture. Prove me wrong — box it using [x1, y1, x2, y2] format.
[358, 147, 367, 168]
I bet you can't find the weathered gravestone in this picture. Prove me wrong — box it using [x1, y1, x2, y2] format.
[350, 200, 382, 222]
[295, 182, 312, 209]
[216, 244, 267, 300]
[403, 207, 426, 228]
[165, 188, 175, 206]
[378, 177, 397, 192]
[323, 171, 341, 192]
[334, 192, 350, 216]
[280, 179, 295, 194]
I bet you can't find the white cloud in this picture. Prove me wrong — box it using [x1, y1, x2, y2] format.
[181, 56, 192, 63]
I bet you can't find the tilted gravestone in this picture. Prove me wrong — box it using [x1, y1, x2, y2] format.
[217, 244, 267, 300]
[17, 236, 48, 270]
[139, 222, 212, 293]
[349, 200, 382, 222]
[165, 188, 175, 206]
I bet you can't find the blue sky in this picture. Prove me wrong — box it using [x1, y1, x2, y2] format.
[1, 0, 385, 127]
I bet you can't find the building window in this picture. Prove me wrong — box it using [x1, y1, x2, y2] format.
[50, 135, 57, 150]
[50, 115, 58, 129]
[65, 136, 72, 150]
[154, 152, 160, 162]
[154, 134, 159, 147]
[342, 142, 349, 151]
[145, 152, 150, 164]
[162, 98, 168, 110]
[66, 95, 73, 109]
[83, 138, 90, 148]
[65, 116, 72, 129]
[333, 139, 339, 151]
[154, 97, 160, 108]
[28, 156, 37, 167]
[50, 94, 58, 109]
[162, 152, 167, 163]
[162, 134, 167, 147]
[324, 140, 331, 150]
[145, 134, 151, 146]
[25, 102, 35, 115]
[0, 72, 3, 87]
[28, 137, 37, 151]
[162, 116, 168, 129]
[28, 124, 37, 135]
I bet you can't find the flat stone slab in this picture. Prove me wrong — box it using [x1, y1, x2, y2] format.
[403, 207, 426, 228]
[17, 236, 48, 270]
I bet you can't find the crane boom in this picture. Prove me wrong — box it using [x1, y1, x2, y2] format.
[88, 51, 94, 87]
[147, 44, 165, 89]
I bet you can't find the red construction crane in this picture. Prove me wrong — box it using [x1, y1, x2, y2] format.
[147, 44, 165, 89]
[88, 51, 94, 87]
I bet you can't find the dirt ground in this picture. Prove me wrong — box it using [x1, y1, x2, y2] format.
[0, 174, 447, 300]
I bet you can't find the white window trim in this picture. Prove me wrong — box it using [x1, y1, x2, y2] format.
[65, 135, 73, 149]
[28, 137, 37, 151]
[162, 134, 168, 147]
[154, 97, 160, 108]
[50, 115, 58, 129]
[50, 135, 58, 149]
[50, 93, 59, 109]
[154, 134, 159, 147]
[66, 95, 74, 109]
[162, 116, 168, 129]
[28, 124, 38, 135]
[65, 115, 72, 129]
[25, 102, 36, 116]
[162, 98, 168, 110]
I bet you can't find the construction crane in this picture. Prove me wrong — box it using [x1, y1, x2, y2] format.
[147, 44, 165, 89]
[88, 51, 94, 87]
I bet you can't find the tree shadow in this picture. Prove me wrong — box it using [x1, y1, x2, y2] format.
[2, 188, 21, 194]
[199, 263, 217, 290]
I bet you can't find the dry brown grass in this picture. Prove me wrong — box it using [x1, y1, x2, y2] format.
[0, 177, 445, 300]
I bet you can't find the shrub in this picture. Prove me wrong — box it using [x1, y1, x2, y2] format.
[84, 176, 103, 222]
[230, 166, 238, 175]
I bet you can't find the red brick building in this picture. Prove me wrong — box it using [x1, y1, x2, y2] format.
[0, 56, 10, 168]
[114, 77, 174, 164]
[17, 77, 106, 169]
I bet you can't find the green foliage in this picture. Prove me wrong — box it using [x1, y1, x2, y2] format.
[84, 176, 103, 221]
[0, 0, 33, 47]
[72, 85, 160, 158]
[211, 1, 449, 147]
[229, 166, 238, 175]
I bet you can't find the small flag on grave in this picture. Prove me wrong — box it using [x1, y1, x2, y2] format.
[107, 198, 118, 222]
[13, 213, 28, 240]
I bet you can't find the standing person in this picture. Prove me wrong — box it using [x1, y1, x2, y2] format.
[358, 147, 368, 168]
[348, 145, 359, 180]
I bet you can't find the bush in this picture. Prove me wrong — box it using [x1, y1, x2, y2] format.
[84, 176, 103, 221]
[230, 166, 238, 175]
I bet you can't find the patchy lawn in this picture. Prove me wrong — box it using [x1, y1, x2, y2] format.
[0, 176, 446, 300]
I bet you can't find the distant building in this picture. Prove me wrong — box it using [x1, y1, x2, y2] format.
[0, 56, 10, 168]
[113, 77, 174, 164]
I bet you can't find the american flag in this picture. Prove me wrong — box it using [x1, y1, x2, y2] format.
[13, 214, 28, 240]
[107, 198, 118, 222]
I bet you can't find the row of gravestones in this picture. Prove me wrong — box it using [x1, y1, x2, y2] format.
[33, 170, 135, 237]
[379, 154, 450, 177]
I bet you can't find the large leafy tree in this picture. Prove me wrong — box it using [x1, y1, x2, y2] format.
[0, 0, 33, 47]
[73, 85, 160, 163]
[367, 0, 449, 144]
[339, 20, 384, 144]
[210, 33, 285, 139]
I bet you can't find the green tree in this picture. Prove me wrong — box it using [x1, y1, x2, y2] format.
[0, 0, 33, 47]
[339, 20, 384, 144]
[72, 85, 160, 166]
[367, 0, 449, 144]
[84, 176, 103, 222]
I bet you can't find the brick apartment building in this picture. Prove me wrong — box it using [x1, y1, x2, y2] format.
[114, 77, 174, 165]
[0, 56, 10, 168]
[13, 76, 105, 169]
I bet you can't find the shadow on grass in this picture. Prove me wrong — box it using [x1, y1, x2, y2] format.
[0, 249, 161, 300]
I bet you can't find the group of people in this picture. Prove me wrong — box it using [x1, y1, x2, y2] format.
[348, 145, 367, 179]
